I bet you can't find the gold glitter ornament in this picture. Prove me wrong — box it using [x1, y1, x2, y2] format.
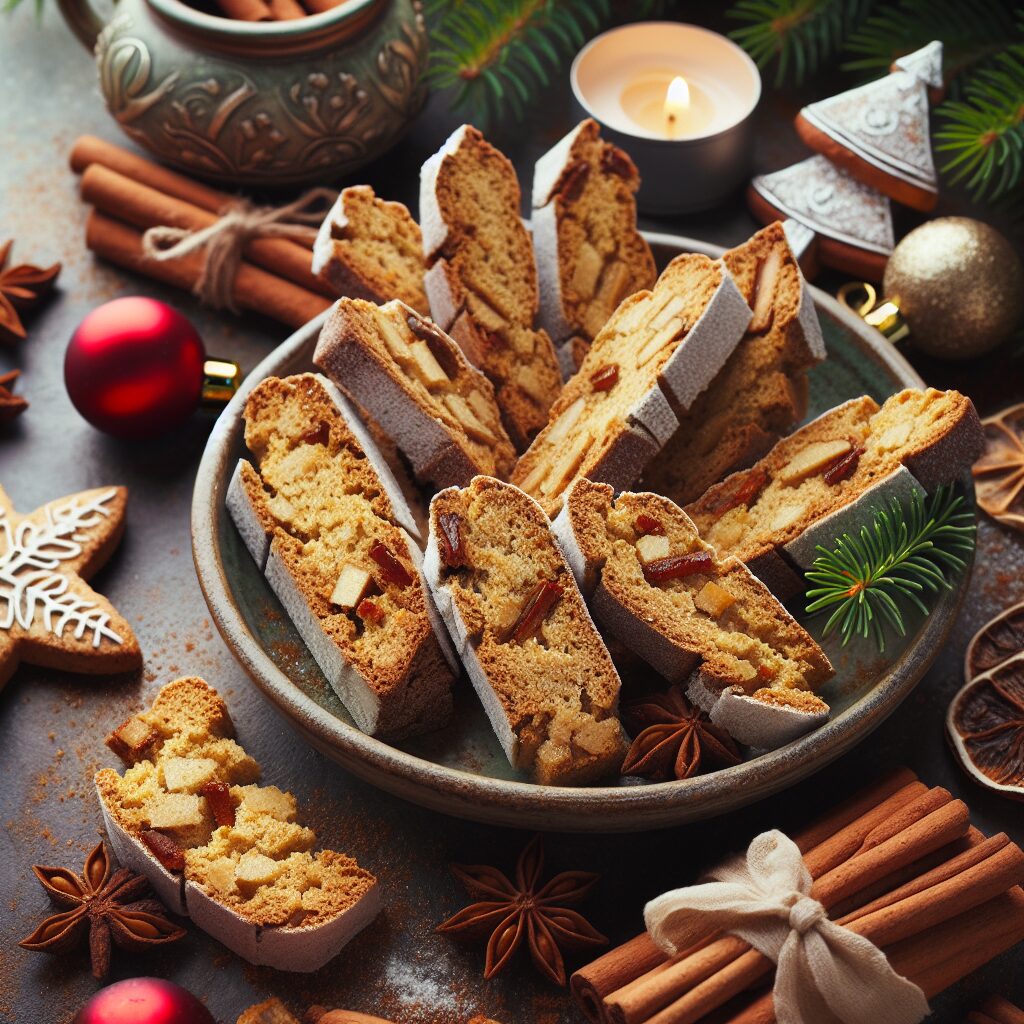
[883, 217, 1024, 360]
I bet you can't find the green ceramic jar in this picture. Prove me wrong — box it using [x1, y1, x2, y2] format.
[57, 0, 428, 186]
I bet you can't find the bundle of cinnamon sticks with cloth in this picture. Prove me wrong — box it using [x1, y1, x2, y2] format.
[571, 768, 1024, 1024]
[70, 136, 334, 330]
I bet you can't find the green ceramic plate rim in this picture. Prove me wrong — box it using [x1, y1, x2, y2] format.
[191, 231, 969, 832]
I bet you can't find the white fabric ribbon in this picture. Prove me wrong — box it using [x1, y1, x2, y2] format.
[644, 830, 930, 1024]
[141, 187, 335, 312]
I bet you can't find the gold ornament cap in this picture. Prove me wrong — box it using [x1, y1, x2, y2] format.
[201, 357, 241, 407]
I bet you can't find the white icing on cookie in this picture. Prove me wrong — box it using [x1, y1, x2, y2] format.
[752, 156, 894, 255]
[893, 40, 943, 90]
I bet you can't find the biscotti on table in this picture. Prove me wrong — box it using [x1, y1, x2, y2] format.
[314, 298, 516, 488]
[423, 475, 627, 785]
[532, 119, 657, 375]
[226, 373, 457, 740]
[512, 252, 752, 516]
[686, 387, 985, 599]
[553, 479, 833, 749]
[96, 677, 380, 972]
[420, 124, 563, 449]
[312, 185, 429, 314]
[643, 222, 826, 506]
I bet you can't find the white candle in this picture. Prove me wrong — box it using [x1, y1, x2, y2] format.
[620, 72, 718, 138]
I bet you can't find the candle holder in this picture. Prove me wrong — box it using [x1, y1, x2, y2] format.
[571, 22, 762, 215]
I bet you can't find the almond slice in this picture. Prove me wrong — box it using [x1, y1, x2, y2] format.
[540, 434, 590, 497]
[546, 395, 586, 445]
[515, 363, 550, 404]
[378, 312, 413, 361]
[749, 245, 784, 333]
[596, 261, 632, 308]
[572, 242, 603, 298]
[695, 580, 737, 617]
[330, 563, 372, 610]
[636, 317, 683, 367]
[648, 293, 686, 330]
[466, 389, 497, 425]
[610, 295, 654, 335]
[466, 290, 509, 333]
[408, 339, 449, 387]
[777, 440, 853, 485]
[877, 420, 913, 452]
[770, 503, 804, 532]
[518, 459, 548, 496]
[444, 393, 495, 443]
[635, 534, 671, 564]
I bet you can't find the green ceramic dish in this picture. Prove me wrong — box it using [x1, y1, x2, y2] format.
[191, 232, 972, 832]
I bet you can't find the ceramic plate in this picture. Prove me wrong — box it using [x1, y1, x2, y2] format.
[192, 232, 972, 832]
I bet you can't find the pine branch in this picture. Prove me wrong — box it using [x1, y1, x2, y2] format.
[804, 485, 975, 652]
[424, 0, 609, 122]
[727, 0, 874, 86]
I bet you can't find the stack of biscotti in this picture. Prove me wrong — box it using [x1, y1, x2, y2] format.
[532, 119, 657, 376]
[420, 124, 563, 449]
[686, 387, 985, 599]
[422, 475, 627, 784]
[311, 185, 429, 314]
[96, 677, 380, 972]
[511, 252, 752, 516]
[643, 222, 827, 505]
[314, 298, 516, 488]
[226, 373, 457, 739]
[554, 479, 833, 749]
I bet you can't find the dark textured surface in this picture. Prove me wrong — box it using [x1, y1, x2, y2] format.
[1, 7, 1023, 1024]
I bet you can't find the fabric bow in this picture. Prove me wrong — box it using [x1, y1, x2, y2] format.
[141, 187, 335, 311]
[644, 829, 930, 1024]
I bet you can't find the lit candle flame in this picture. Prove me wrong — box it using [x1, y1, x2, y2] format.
[664, 75, 691, 129]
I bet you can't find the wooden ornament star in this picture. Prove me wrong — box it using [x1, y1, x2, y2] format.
[0, 485, 141, 688]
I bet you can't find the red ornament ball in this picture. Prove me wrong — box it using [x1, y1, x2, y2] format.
[74, 978, 216, 1024]
[65, 297, 206, 439]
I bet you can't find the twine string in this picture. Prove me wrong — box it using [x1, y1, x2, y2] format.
[141, 187, 336, 311]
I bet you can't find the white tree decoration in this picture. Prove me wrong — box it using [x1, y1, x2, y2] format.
[0, 489, 124, 647]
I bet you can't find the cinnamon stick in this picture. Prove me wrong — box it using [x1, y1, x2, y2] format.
[80, 164, 331, 300]
[969, 996, 1024, 1024]
[213, 0, 272, 21]
[268, 0, 305, 18]
[85, 211, 330, 329]
[573, 771, 924, 1024]
[299, 0, 345, 13]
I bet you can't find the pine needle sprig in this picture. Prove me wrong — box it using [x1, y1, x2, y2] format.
[424, 0, 609, 122]
[727, 0, 873, 87]
[804, 485, 975, 652]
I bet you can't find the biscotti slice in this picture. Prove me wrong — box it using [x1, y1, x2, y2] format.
[226, 373, 456, 740]
[554, 480, 832, 749]
[532, 119, 657, 376]
[686, 388, 985, 599]
[314, 298, 516, 488]
[511, 252, 752, 517]
[422, 476, 627, 785]
[311, 185, 429, 314]
[642, 222, 826, 505]
[96, 677, 381, 971]
[420, 124, 563, 449]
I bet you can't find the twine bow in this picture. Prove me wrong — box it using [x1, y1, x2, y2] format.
[141, 188, 336, 311]
[644, 830, 930, 1024]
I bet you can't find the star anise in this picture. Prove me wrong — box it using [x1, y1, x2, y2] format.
[0, 369, 28, 421]
[0, 239, 61, 345]
[621, 685, 741, 782]
[973, 403, 1024, 534]
[19, 841, 186, 978]
[436, 834, 607, 986]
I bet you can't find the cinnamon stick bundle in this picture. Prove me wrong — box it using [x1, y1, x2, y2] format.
[969, 996, 1024, 1024]
[572, 770, 1024, 1024]
[571, 769, 922, 1024]
[85, 212, 329, 329]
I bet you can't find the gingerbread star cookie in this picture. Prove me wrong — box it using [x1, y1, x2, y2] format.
[0, 485, 141, 687]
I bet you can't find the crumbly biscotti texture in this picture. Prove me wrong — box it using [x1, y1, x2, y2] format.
[420, 124, 563, 449]
[511, 252, 752, 517]
[314, 298, 516, 488]
[422, 476, 627, 785]
[236, 1000, 300, 1024]
[226, 373, 456, 740]
[553, 479, 832, 749]
[311, 185, 429, 315]
[685, 388, 985, 599]
[532, 119, 657, 374]
[643, 222, 826, 505]
[95, 677, 380, 972]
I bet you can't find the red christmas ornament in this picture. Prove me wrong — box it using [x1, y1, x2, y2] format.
[74, 977, 216, 1024]
[64, 297, 239, 439]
